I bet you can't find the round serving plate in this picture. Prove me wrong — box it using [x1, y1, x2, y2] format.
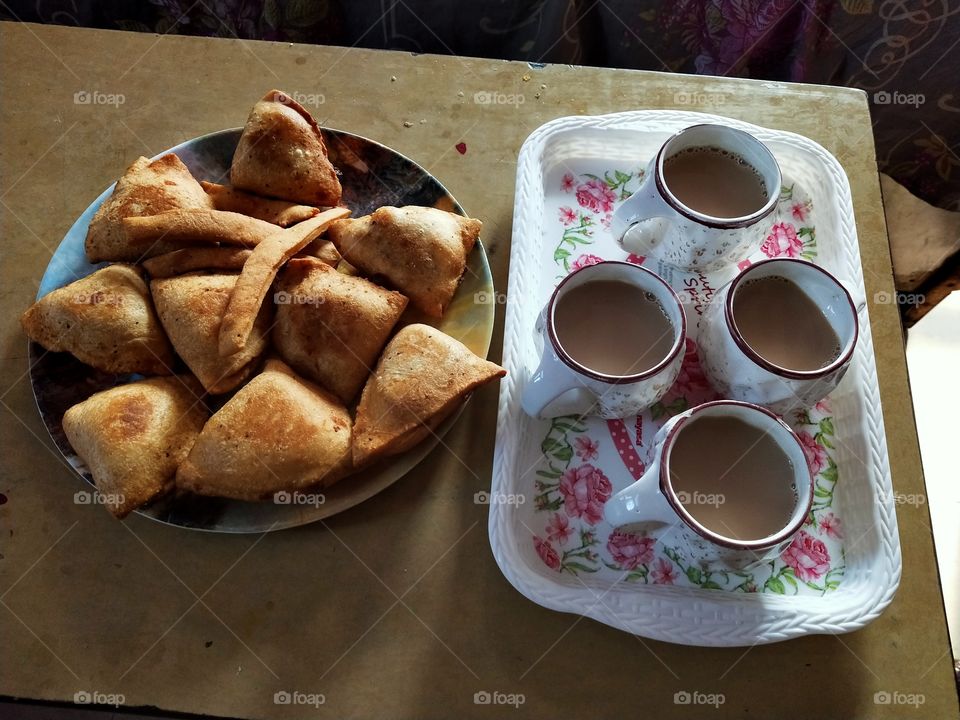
[29, 128, 495, 533]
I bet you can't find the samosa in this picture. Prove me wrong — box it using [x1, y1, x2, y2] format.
[200, 181, 320, 227]
[352, 324, 505, 466]
[230, 90, 342, 207]
[327, 206, 481, 317]
[63, 375, 208, 518]
[150, 273, 269, 394]
[216, 207, 349, 357]
[273, 257, 407, 403]
[176, 359, 352, 501]
[143, 247, 252, 279]
[21, 264, 175, 375]
[85, 154, 213, 263]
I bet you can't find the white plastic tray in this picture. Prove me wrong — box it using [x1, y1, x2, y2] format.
[490, 111, 901, 646]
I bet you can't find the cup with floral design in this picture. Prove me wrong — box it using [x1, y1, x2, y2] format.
[603, 400, 814, 569]
[697, 258, 859, 414]
[521, 261, 686, 419]
[611, 124, 782, 271]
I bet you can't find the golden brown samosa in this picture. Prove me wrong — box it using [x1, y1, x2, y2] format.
[122, 209, 279, 249]
[150, 273, 270, 394]
[200, 181, 320, 227]
[142, 247, 252, 279]
[63, 375, 208, 518]
[176, 359, 352, 501]
[216, 207, 349, 357]
[273, 258, 407, 403]
[21, 264, 175, 375]
[298, 238, 341, 266]
[353, 324, 505, 466]
[230, 90, 342, 207]
[327, 206, 481, 317]
[85, 154, 213, 263]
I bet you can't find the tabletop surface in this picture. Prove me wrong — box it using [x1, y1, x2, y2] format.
[0, 21, 956, 720]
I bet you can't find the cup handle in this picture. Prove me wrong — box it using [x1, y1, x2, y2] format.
[603, 449, 677, 528]
[610, 181, 674, 255]
[521, 348, 592, 419]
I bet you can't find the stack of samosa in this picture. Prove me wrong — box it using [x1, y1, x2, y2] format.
[21, 88, 504, 520]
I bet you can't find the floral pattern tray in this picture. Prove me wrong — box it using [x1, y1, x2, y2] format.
[490, 111, 901, 646]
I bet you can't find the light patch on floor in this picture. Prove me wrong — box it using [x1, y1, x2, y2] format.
[906, 290, 960, 658]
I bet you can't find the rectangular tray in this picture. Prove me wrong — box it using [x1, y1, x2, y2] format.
[490, 110, 901, 646]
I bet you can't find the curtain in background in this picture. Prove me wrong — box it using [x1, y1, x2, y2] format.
[3, 0, 958, 209]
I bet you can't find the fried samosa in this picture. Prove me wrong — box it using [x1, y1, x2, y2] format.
[327, 206, 481, 317]
[217, 207, 349, 357]
[200, 181, 320, 227]
[273, 258, 408, 403]
[21, 264, 175, 375]
[298, 238, 341, 266]
[353, 324, 505, 466]
[176, 359, 352, 500]
[230, 90, 342, 207]
[63, 375, 208, 518]
[150, 273, 270, 394]
[122, 209, 279, 249]
[142, 247, 252, 279]
[85, 154, 213, 263]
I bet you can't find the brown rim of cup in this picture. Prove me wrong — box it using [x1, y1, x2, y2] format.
[724, 257, 859, 381]
[657, 400, 814, 551]
[546, 261, 687, 385]
[653, 124, 782, 230]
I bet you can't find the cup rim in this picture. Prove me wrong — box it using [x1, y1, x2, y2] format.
[724, 257, 859, 380]
[546, 260, 686, 385]
[658, 400, 814, 551]
[654, 123, 782, 229]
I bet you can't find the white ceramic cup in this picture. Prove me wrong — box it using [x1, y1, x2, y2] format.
[520, 261, 685, 419]
[697, 258, 858, 414]
[611, 124, 782, 271]
[603, 400, 814, 569]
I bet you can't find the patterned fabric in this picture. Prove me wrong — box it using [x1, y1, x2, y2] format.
[4, 0, 958, 208]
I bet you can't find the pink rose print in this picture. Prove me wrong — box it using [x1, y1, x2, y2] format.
[600, 214, 612, 229]
[736, 259, 752, 272]
[533, 535, 561, 571]
[574, 435, 599, 462]
[558, 206, 577, 226]
[760, 222, 802, 258]
[791, 201, 810, 223]
[570, 253, 604, 272]
[575, 178, 617, 214]
[666, 338, 716, 403]
[814, 398, 832, 415]
[819, 512, 843, 540]
[626, 253, 646, 265]
[546, 513, 573, 545]
[796, 430, 828, 477]
[561, 172, 575, 193]
[781, 530, 831, 581]
[606, 529, 655, 570]
[650, 557, 678, 585]
[559, 463, 612, 525]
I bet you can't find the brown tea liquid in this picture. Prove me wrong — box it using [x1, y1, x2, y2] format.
[669, 416, 798, 541]
[553, 280, 675, 376]
[663, 146, 768, 218]
[733, 275, 841, 372]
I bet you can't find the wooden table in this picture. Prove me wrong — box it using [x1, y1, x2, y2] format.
[0, 22, 956, 720]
